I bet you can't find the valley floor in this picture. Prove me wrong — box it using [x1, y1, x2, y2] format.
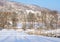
[0, 29, 60, 42]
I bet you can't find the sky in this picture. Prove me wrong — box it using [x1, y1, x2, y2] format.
[10, 0, 60, 11]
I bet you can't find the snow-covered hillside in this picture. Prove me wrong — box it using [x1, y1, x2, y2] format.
[0, 0, 59, 30]
[0, 0, 60, 42]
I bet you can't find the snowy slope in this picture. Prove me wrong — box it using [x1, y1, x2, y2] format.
[0, 29, 60, 42]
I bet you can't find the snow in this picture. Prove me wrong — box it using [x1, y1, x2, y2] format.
[26, 10, 35, 14]
[17, 23, 23, 28]
[0, 29, 60, 42]
[42, 29, 60, 34]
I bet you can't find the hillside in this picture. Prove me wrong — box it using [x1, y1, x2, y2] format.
[0, 0, 60, 37]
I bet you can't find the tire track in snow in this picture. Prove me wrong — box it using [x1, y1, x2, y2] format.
[0, 30, 60, 42]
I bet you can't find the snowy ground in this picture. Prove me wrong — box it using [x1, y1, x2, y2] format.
[0, 29, 60, 42]
[41, 29, 60, 37]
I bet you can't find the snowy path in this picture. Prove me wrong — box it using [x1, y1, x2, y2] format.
[0, 29, 60, 42]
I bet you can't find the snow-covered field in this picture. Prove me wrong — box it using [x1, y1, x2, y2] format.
[41, 29, 60, 36]
[0, 29, 60, 42]
[42, 29, 60, 34]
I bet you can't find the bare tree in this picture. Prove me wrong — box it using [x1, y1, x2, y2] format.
[0, 12, 13, 29]
[51, 11, 58, 29]
[12, 12, 18, 29]
[27, 12, 36, 29]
